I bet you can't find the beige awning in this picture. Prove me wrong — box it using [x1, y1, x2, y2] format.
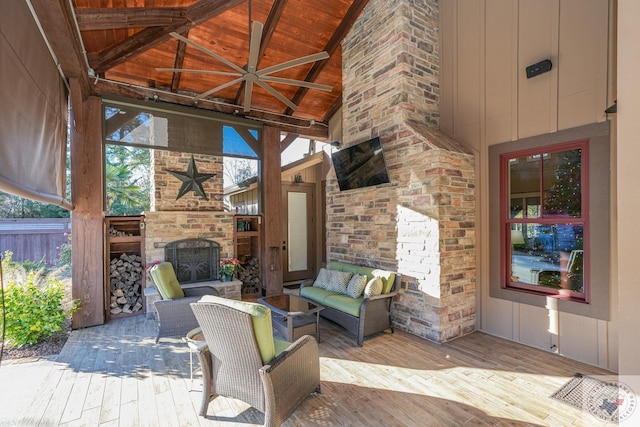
[0, 0, 72, 210]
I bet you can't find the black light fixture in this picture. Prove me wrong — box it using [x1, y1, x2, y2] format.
[526, 59, 553, 79]
[605, 100, 617, 114]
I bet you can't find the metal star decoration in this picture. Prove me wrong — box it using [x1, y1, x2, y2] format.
[168, 155, 216, 200]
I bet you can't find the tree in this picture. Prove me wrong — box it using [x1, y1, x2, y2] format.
[105, 145, 151, 215]
[223, 158, 258, 186]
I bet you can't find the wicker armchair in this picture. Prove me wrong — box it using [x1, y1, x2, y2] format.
[148, 262, 219, 343]
[191, 296, 320, 427]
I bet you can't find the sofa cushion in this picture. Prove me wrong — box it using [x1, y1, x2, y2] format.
[330, 261, 396, 294]
[274, 339, 290, 356]
[325, 270, 353, 294]
[346, 274, 367, 298]
[300, 286, 334, 303]
[363, 277, 383, 297]
[198, 295, 275, 364]
[312, 267, 331, 289]
[150, 262, 185, 300]
[323, 294, 363, 317]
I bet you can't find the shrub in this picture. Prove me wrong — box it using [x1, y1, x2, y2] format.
[1, 260, 79, 347]
[56, 232, 72, 272]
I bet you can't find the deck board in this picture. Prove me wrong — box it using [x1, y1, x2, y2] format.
[5, 314, 617, 426]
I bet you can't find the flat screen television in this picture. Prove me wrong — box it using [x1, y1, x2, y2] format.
[331, 136, 391, 191]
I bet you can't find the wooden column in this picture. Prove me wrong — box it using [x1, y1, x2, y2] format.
[71, 96, 105, 328]
[261, 125, 283, 295]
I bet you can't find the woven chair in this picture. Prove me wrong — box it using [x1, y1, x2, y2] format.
[148, 262, 219, 343]
[191, 296, 320, 427]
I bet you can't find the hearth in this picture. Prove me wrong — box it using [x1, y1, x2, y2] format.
[164, 238, 220, 283]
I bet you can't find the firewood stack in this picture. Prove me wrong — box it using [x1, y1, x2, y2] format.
[238, 257, 261, 294]
[109, 253, 144, 315]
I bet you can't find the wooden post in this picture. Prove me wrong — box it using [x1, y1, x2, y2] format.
[71, 96, 105, 328]
[261, 125, 283, 295]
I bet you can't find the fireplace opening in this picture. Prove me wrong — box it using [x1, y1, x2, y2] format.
[164, 238, 221, 283]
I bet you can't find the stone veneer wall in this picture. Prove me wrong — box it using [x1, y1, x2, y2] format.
[145, 150, 234, 277]
[330, 0, 476, 342]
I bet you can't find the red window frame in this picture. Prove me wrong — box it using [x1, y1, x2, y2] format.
[499, 139, 589, 302]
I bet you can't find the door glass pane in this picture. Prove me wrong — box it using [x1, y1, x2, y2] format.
[510, 223, 584, 292]
[509, 157, 540, 218]
[288, 192, 307, 272]
[543, 149, 581, 217]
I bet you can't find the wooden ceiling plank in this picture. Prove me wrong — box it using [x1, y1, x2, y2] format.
[171, 31, 189, 93]
[92, 79, 328, 139]
[284, 0, 370, 116]
[280, 133, 299, 151]
[29, 0, 90, 95]
[92, 0, 245, 75]
[323, 96, 342, 123]
[75, 7, 188, 31]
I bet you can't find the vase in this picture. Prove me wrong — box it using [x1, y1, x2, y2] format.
[222, 273, 233, 282]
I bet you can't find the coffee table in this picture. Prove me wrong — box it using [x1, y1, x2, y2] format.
[258, 294, 324, 342]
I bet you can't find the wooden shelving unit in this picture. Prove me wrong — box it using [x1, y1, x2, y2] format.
[234, 215, 262, 295]
[105, 216, 145, 320]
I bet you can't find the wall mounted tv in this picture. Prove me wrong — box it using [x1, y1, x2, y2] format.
[331, 136, 391, 191]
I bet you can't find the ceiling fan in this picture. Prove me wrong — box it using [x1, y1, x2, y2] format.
[157, 21, 332, 112]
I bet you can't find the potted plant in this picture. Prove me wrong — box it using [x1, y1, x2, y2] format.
[219, 258, 239, 281]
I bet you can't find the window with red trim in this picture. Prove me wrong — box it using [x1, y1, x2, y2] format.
[500, 140, 588, 301]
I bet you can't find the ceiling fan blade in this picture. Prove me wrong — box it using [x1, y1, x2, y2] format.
[257, 51, 330, 76]
[255, 80, 298, 111]
[247, 21, 263, 74]
[194, 77, 243, 101]
[243, 82, 254, 113]
[169, 32, 246, 74]
[156, 68, 242, 77]
[260, 76, 333, 91]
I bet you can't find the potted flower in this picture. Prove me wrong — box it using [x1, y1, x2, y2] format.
[219, 258, 239, 281]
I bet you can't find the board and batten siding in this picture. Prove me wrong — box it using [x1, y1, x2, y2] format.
[440, 0, 615, 370]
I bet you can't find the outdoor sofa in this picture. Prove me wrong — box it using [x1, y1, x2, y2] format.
[299, 261, 400, 346]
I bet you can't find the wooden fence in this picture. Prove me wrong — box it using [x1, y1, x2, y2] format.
[0, 218, 71, 266]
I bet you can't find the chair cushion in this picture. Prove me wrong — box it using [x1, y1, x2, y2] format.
[274, 339, 290, 356]
[323, 294, 363, 317]
[300, 286, 334, 303]
[346, 274, 367, 298]
[150, 262, 185, 300]
[198, 295, 276, 364]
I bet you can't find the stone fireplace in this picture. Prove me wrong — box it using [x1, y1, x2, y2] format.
[331, 0, 476, 343]
[164, 238, 221, 282]
[144, 151, 241, 318]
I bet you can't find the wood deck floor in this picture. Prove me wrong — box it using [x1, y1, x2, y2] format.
[8, 314, 616, 426]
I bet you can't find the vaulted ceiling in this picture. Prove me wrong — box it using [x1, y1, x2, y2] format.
[30, 0, 370, 138]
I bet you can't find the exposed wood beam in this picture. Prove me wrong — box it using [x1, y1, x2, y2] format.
[91, 0, 245, 75]
[323, 96, 342, 123]
[171, 31, 189, 92]
[284, 0, 369, 116]
[75, 7, 188, 31]
[69, 78, 85, 133]
[29, 0, 90, 95]
[234, 0, 289, 106]
[91, 79, 328, 139]
[280, 133, 299, 152]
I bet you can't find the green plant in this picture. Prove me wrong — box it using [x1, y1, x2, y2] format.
[56, 232, 72, 270]
[219, 258, 239, 276]
[0, 268, 79, 347]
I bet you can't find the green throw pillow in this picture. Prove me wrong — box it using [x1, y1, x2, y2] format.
[346, 274, 367, 298]
[363, 277, 383, 298]
[198, 295, 276, 364]
[150, 262, 185, 299]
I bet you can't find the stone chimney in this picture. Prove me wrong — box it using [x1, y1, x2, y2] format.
[329, 0, 476, 342]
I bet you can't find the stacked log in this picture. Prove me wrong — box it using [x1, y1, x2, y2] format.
[109, 253, 144, 315]
[238, 257, 261, 294]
